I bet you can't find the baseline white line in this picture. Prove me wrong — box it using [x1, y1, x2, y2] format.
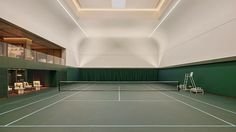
[174, 93, 236, 115]
[0, 124, 234, 128]
[4, 87, 89, 127]
[0, 92, 62, 116]
[159, 92, 235, 127]
[63, 99, 176, 102]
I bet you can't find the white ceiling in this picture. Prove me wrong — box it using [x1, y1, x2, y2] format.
[77, 11, 161, 37]
[63, 0, 176, 37]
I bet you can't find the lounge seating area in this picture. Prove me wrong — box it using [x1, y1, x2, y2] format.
[7, 69, 56, 97]
[8, 81, 44, 95]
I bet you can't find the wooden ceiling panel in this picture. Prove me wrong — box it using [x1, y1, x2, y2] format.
[0, 18, 64, 50]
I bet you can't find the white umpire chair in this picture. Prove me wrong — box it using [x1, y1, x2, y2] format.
[179, 72, 204, 94]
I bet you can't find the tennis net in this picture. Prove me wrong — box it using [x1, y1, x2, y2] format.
[58, 81, 180, 92]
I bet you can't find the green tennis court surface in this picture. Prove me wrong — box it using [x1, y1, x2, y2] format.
[0, 84, 235, 132]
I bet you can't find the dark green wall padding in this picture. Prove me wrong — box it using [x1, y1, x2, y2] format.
[78, 68, 158, 81]
[27, 70, 58, 87]
[0, 68, 8, 98]
[158, 61, 236, 97]
[66, 68, 79, 81]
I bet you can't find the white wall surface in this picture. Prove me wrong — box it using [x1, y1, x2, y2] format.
[159, 0, 236, 67]
[1, 0, 235, 68]
[151, 28, 169, 66]
[0, 0, 85, 67]
[66, 28, 85, 66]
[78, 38, 159, 68]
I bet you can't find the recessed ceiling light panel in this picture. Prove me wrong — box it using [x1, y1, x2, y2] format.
[112, 0, 126, 8]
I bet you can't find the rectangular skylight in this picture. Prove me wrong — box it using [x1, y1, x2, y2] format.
[112, 0, 126, 8]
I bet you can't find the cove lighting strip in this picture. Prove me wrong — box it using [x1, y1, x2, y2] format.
[148, 0, 181, 37]
[156, 0, 166, 11]
[72, 0, 81, 12]
[56, 0, 88, 37]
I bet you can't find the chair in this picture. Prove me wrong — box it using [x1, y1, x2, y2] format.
[8, 86, 13, 94]
[14, 82, 24, 94]
[8, 86, 12, 92]
[33, 81, 42, 91]
[23, 82, 32, 89]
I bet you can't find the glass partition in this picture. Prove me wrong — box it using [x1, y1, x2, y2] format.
[0, 42, 65, 65]
[47, 55, 54, 64]
[61, 58, 65, 65]
[36, 52, 47, 63]
[54, 56, 61, 65]
[25, 49, 36, 61]
[8, 44, 24, 59]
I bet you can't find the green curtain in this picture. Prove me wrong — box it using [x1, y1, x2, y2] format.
[66, 68, 79, 81]
[78, 68, 158, 81]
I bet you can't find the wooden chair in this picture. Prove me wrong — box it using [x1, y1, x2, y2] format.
[33, 81, 42, 91]
[23, 82, 33, 90]
[14, 82, 24, 94]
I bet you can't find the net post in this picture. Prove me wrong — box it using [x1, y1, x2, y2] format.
[177, 81, 180, 92]
[58, 81, 61, 92]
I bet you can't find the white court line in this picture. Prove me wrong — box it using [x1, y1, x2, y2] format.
[63, 99, 176, 102]
[0, 92, 61, 116]
[147, 85, 235, 127]
[174, 93, 236, 115]
[118, 86, 121, 101]
[4, 87, 90, 127]
[0, 124, 234, 128]
[159, 92, 235, 127]
[0, 84, 90, 116]
[0, 89, 56, 108]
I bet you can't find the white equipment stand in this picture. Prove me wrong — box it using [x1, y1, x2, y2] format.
[178, 73, 191, 91]
[180, 72, 204, 94]
[183, 73, 190, 91]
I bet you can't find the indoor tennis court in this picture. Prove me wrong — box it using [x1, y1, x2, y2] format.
[0, 82, 236, 132]
[0, 0, 236, 132]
